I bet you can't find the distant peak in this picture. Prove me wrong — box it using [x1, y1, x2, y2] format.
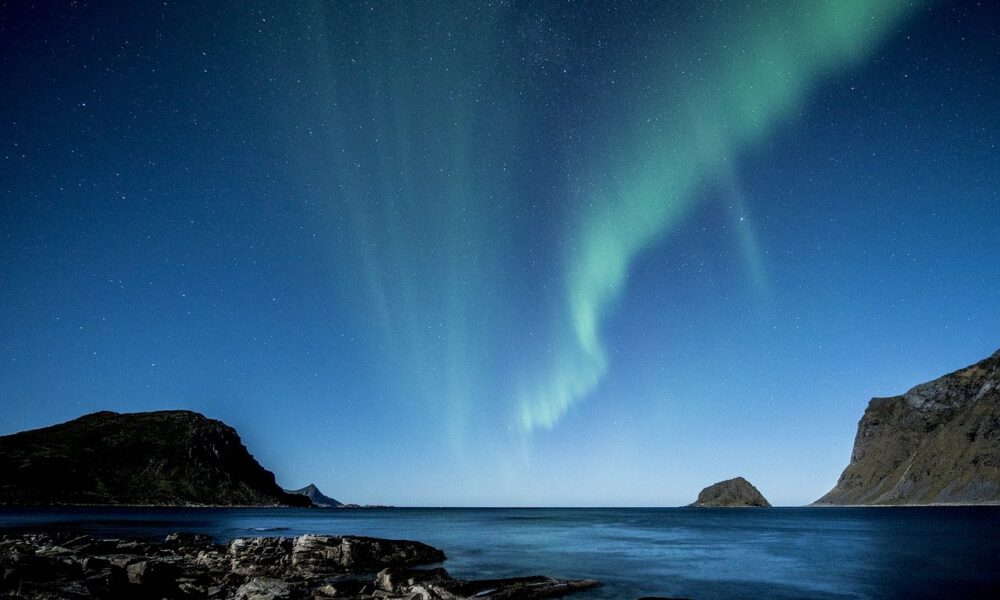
[285, 483, 343, 507]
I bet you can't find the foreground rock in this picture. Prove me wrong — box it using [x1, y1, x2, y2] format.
[816, 349, 1000, 505]
[689, 477, 771, 507]
[0, 532, 600, 599]
[0, 410, 311, 507]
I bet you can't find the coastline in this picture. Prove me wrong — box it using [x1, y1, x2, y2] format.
[4, 506, 1000, 598]
[0, 530, 601, 600]
[0, 503, 393, 509]
[807, 501, 1000, 508]
[5, 502, 1000, 509]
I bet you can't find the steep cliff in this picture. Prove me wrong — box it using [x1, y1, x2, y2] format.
[816, 349, 1000, 505]
[0, 410, 312, 506]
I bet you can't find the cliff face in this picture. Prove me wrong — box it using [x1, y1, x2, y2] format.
[816, 349, 1000, 505]
[0, 410, 311, 506]
[689, 477, 771, 507]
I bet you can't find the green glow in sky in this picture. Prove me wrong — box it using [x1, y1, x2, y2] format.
[518, 1, 923, 431]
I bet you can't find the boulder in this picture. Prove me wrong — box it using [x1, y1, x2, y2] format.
[291, 535, 446, 573]
[164, 532, 215, 550]
[228, 536, 294, 577]
[234, 576, 293, 600]
[376, 566, 451, 592]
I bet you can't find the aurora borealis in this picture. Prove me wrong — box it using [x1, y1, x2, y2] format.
[518, 1, 922, 431]
[2, 1, 999, 506]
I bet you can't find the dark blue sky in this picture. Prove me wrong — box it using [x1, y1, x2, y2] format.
[2, 1, 998, 506]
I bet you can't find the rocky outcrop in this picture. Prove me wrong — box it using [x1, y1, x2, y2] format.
[284, 484, 343, 507]
[0, 532, 601, 599]
[816, 349, 1000, 505]
[0, 410, 311, 507]
[224, 534, 446, 578]
[689, 477, 771, 507]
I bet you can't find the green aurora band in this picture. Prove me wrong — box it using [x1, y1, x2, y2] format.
[516, 0, 926, 431]
[303, 2, 927, 445]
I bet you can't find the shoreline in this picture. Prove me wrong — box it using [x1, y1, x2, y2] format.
[3, 507, 999, 599]
[4, 502, 1000, 510]
[807, 501, 1000, 508]
[0, 530, 601, 600]
[0, 503, 393, 509]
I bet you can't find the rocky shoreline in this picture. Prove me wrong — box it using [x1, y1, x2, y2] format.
[0, 531, 601, 600]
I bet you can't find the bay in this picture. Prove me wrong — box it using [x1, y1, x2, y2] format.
[2, 506, 998, 599]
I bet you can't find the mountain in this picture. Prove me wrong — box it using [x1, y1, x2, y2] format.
[285, 483, 343, 507]
[689, 476, 771, 507]
[0, 410, 312, 507]
[816, 349, 1000, 505]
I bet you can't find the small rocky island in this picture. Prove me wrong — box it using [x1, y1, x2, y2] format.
[689, 477, 771, 507]
[0, 531, 600, 599]
[815, 348, 1000, 505]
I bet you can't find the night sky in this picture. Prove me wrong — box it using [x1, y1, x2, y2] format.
[1, 1, 998, 506]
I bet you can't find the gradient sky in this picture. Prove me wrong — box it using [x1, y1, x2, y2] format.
[1, 1, 998, 506]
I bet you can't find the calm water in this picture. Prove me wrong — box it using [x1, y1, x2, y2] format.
[1, 507, 998, 599]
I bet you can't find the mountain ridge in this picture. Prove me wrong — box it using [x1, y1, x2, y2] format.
[0, 410, 312, 507]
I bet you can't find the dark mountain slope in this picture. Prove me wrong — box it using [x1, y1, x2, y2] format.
[0, 410, 311, 506]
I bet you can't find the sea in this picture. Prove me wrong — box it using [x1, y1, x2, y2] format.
[2, 506, 999, 599]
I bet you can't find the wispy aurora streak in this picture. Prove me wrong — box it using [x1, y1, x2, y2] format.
[306, 3, 520, 453]
[517, 1, 924, 431]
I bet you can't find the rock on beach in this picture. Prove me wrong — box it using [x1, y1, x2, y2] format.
[0, 531, 601, 600]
